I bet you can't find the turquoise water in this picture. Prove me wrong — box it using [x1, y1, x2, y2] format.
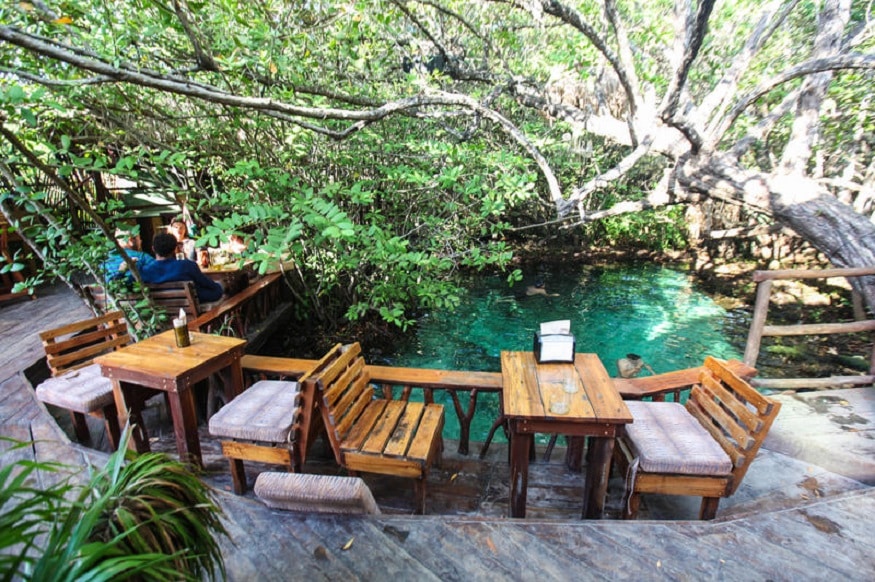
[373, 263, 747, 442]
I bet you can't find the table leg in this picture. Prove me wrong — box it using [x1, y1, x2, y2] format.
[509, 424, 532, 518]
[114, 380, 151, 454]
[228, 360, 245, 400]
[565, 436, 585, 472]
[582, 436, 615, 519]
[166, 386, 203, 468]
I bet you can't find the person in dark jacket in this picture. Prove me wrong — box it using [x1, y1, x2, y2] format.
[140, 233, 224, 302]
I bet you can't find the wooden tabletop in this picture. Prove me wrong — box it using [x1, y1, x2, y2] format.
[501, 351, 631, 424]
[95, 330, 246, 380]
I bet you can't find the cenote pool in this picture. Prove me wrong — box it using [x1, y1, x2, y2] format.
[372, 262, 751, 443]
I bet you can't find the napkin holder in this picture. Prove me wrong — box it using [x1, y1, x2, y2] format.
[533, 320, 575, 363]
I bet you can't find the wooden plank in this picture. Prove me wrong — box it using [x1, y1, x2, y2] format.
[366, 365, 502, 391]
[575, 353, 628, 422]
[220, 441, 293, 465]
[329, 371, 369, 424]
[333, 385, 375, 440]
[612, 358, 756, 399]
[406, 404, 443, 462]
[704, 356, 772, 411]
[340, 399, 386, 451]
[753, 266, 875, 281]
[343, 451, 420, 478]
[383, 401, 425, 458]
[763, 319, 875, 336]
[38, 311, 125, 341]
[699, 367, 763, 432]
[240, 354, 316, 378]
[501, 351, 542, 418]
[360, 400, 406, 455]
[695, 375, 757, 450]
[322, 357, 366, 406]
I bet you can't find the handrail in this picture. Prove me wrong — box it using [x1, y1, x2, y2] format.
[744, 266, 875, 389]
[189, 273, 292, 351]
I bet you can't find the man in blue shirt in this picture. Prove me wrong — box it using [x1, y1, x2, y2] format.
[101, 229, 154, 281]
[140, 233, 224, 302]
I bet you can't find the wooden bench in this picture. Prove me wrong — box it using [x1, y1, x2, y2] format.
[612, 356, 781, 519]
[208, 346, 339, 494]
[34, 311, 131, 449]
[85, 280, 217, 323]
[306, 342, 445, 514]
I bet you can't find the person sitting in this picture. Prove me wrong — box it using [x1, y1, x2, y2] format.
[169, 218, 197, 261]
[101, 228, 154, 281]
[139, 233, 224, 302]
[616, 353, 655, 378]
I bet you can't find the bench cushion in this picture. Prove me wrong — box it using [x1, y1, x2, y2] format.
[35, 364, 115, 413]
[625, 401, 733, 476]
[254, 472, 380, 515]
[208, 380, 300, 442]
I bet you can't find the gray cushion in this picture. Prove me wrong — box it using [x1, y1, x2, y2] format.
[254, 472, 380, 515]
[625, 401, 732, 476]
[35, 364, 115, 413]
[208, 380, 300, 442]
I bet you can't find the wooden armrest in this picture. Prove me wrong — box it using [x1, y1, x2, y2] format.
[614, 358, 756, 399]
[366, 365, 503, 391]
[240, 354, 318, 379]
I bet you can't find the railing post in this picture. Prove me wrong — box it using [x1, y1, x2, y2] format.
[744, 278, 772, 368]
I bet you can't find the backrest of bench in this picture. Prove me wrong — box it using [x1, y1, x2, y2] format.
[84, 281, 200, 320]
[39, 310, 132, 376]
[306, 342, 372, 465]
[147, 281, 201, 320]
[686, 356, 781, 494]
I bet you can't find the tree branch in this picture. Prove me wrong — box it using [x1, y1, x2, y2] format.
[719, 53, 875, 140]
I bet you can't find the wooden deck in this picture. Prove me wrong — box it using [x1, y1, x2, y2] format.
[3, 283, 875, 580]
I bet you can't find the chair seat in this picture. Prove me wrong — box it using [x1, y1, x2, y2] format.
[208, 380, 301, 443]
[625, 401, 732, 476]
[254, 472, 381, 515]
[35, 364, 115, 413]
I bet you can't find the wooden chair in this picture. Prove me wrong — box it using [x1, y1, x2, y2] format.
[34, 311, 131, 449]
[207, 345, 342, 494]
[85, 280, 218, 323]
[541, 358, 758, 462]
[612, 356, 781, 520]
[306, 342, 445, 514]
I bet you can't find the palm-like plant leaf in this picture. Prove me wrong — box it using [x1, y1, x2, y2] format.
[1, 430, 228, 581]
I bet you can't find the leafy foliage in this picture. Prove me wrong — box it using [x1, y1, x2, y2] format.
[0, 433, 227, 581]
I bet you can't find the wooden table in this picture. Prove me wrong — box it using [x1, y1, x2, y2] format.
[95, 330, 247, 467]
[201, 266, 249, 296]
[501, 351, 632, 519]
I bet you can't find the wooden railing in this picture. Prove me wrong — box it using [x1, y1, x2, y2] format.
[190, 273, 293, 352]
[744, 267, 875, 390]
[238, 352, 719, 456]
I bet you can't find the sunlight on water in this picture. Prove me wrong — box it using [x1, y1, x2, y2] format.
[374, 263, 747, 442]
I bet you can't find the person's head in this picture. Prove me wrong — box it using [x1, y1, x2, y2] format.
[152, 232, 179, 258]
[169, 220, 187, 241]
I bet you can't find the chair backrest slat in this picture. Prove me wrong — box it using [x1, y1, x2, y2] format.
[686, 356, 781, 494]
[39, 311, 131, 376]
[306, 342, 372, 465]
